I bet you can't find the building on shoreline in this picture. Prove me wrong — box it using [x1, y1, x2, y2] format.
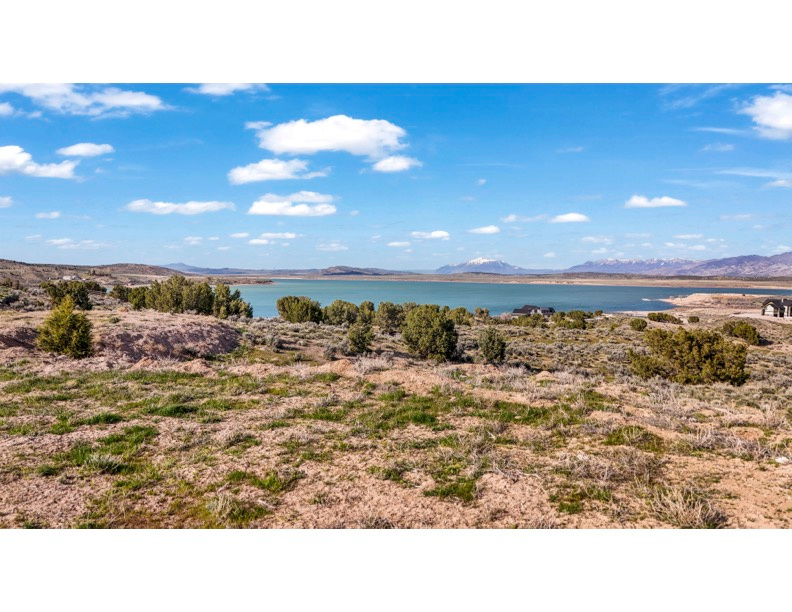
[761, 298, 792, 318]
[512, 304, 556, 316]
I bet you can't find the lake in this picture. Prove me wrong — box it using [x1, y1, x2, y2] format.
[234, 279, 792, 318]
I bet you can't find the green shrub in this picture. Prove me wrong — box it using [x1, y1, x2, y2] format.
[402, 304, 458, 361]
[513, 313, 545, 328]
[129, 277, 251, 318]
[374, 301, 404, 334]
[647, 312, 682, 324]
[128, 287, 148, 310]
[630, 318, 648, 332]
[276, 295, 323, 323]
[628, 328, 748, 386]
[359, 301, 375, 325]
[556, 317, 588, 330]
[323, 300, 360, 326]
[36, 296, 93, 358]
[478, 327, 506, 363]
[449, 307, 474, 326]
[721, 320, 760, 345]
[347, 321, 373, 354]
[474, 307, 490, 322]
[40, 281, 95, 310]
[109, 285, 130, 302]
[687, 316, 700, 323]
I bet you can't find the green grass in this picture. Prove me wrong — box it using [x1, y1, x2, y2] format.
[424, 478, 478, 503]
[227, 469, 304, 493]
[604, 426, 664, 452]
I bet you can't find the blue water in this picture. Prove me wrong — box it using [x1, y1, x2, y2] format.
[234, 279, 792, 318]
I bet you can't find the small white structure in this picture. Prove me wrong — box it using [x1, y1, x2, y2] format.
[761, 298, 792, 318]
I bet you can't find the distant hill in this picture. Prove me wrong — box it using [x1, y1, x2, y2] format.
[0, 258, 182, 285]
[436, 258, 556, 275]
[435, 252, 792, 278]
[164, 263, 417, 277]
[564, 258, 697, 275]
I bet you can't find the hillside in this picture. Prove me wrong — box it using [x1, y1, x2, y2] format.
[165, 263, 417, 277]
[0, 258, 186, 286]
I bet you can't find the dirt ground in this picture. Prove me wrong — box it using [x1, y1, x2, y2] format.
[2, 295, 792, 528]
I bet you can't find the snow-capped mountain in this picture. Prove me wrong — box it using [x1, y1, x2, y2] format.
[564, 258, 697, 275]
[435, 258, 555, 275]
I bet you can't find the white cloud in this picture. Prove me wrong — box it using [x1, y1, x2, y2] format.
[691, 127, 746, 135]
[700, 143, 734, 152]
[248, 191, 336, 217]
[675, 233, 703, 239]
[184, 236, 203, 245]
[57, 143, 114, 157]
[230, 232, 250, 239]
[477, 178, 487, 186]
[766, 179, 792, 188]
[35, 211, 60, 219]
[47, 238, 107, 250]
[387, 241, 411, 247]
[0, 102, 14, 116]
[740, 92, 792, 139]
[544, 252, 556, 258]
[251, 114, 407, 158]
[0, 196, 12, 208]
[0, 145, 77, 179]
[227, 158, 327, 184]
[720, 213, 753, 221]
[773, 244, 792, 253]
[126, 199, 235, 215]
[257, 232, 300, 239]
[468, 225, 500, 235]
[317, 242, 348, 252]
[689, 245, 707, 251]
[549, 212, 590, 223]
[501, 213, 546, 223]
[581, 235, 613, 244]
[557, 146, 584, 153]
[591, 247, 609, 255]
[372, 155, 422, 173]
[217, 246, 231, 251]
[411, 230, 450, 240]
[249, 238, 271, 245]
[0, 83, 166, 117]
[625, 195, 686, 208]
[187, 83, 269, 96]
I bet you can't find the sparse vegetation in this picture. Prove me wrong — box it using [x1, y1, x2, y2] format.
[648, 312, 683, 324]
[401, 304, 458, 361]
[722, 320, 761, 345]
[478, 326, 506, 363]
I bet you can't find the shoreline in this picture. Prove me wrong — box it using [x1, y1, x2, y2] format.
[231, 274, 792, 290]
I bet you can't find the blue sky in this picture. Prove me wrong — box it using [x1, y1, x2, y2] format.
[1, 83, 791, 270]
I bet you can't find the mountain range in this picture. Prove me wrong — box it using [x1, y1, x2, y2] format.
[165, 263, 417, 277]
[434, 253, 792, 277]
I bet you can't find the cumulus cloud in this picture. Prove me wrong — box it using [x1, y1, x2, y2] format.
[468, 225, 500, 234]
[0, 102, 13, 116]
[35, 211, 60, 219]
[183, 236, 203, 245]
[700, 143, 734, 152]
[411, 230, 450, 240]
[251, 114, 407, 158]
[257, 232, 300, 239]
[248, 191, 336, 217]
[740, 92, 792, 139]
[720, 213, 753, 221]
[625, 195, 686, 208]
[0, 83, 166, 117]
[317, 242, 348, 252]
[230, 232, 250, 238]
[501, 213, 546, 223]
[372, 155, 422, 173]
[387, 241, 411, 247]
[544, 252, 557, 258]
[557, 146, 584, 153]
[126, 199, 235, 215]
[0, 196, 12, 208]
[581, 235, 613, 244]
[675, 233, 703, 239]
[477, 178, 487, 186]
[249, 238, 271, 245]
[57, 143, 114, 157]
[47, 238, 107, 250]
[765, 179, 792, 188]
[0, 145, 77, 179]
[228, 158, 327, 184]
[187, 83, 269, 96]
[549, 212, 590, 223]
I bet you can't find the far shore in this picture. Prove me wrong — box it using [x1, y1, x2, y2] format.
[225, 273, 792, 290]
